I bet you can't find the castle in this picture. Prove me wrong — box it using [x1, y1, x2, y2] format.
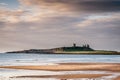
[53, 43, 94, 51]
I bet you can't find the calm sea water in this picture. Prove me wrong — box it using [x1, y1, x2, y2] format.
[0, 53, 120, 66]
[0, 53, 120, 80]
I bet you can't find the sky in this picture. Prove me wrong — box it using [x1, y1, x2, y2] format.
[0, 0, 120, 52]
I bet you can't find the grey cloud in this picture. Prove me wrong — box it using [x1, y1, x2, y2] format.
[19, 0, 120, 13]
[73, 1, 120, 12]
[0, 16, 120, 52]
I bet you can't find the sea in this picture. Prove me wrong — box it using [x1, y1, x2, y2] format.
[0, 53, 120, 80]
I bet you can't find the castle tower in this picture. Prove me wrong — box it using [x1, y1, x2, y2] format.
[73, 43, 76, 47]
[87, 44, 90, 48]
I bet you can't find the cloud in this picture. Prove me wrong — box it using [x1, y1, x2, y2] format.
[77, 13, 120, 27]
[19, 0, 120, 13]
[1, 0, 120, 23]
[0, 4, 73, 23]
[0, 8, 26, 23]
[0, 13, 120, 52]
[0, 3, 8, 6]
[0, 0, 120, 52]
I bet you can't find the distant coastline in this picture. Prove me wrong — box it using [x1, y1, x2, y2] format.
[6, 43, 120, 55]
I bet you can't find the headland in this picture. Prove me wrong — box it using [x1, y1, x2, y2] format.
[6, 43, 120, 55]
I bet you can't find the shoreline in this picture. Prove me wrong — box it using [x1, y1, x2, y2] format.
[5, 50, 120, 55]
[0, 63, 120, 80]
[6, 51, 120, 55]
[11, 74, 111, 79]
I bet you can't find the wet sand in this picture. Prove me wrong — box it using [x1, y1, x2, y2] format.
[0, 63, 120, 72]
[114, 76, 120, 80]
[11, 74, 110, 79]
[0, 63, 120, 79]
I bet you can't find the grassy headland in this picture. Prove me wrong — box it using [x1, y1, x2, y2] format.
[53, 50, 120, 55]
[6, 44, 120, 55]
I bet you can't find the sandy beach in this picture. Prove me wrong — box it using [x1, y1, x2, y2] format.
[0, 63, 120, 80]
[114, 76, 120, 80]
[0, 63, 120, 72]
